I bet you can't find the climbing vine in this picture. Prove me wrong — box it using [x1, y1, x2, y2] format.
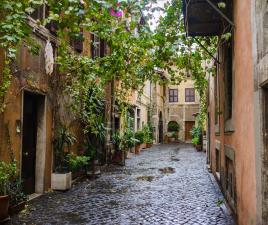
[0, 0, 42, 111]
[0, 0, 224, 131]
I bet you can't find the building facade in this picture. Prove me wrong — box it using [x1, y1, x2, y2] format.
[183, 0, 268, 224]
[137, 74, 200, 144]
[164, 79, 200, 142]
[0, 5, 109, 195]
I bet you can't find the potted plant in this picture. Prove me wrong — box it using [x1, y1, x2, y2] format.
[68, 153, 89, 174]
[0, 161, 16, 222]
[143, 124, 153, 148]
[120, 128, 138, 165]
[8, 177, 27, 215]
[84, 138, 101, 177]
[170, 131, 177, 142]
[51, 125, 76, 191]
[134, 130, 145, 154]
[111, 131, 124, 165]
[167, 121, 180, 142]
[190, 125, 202, 151]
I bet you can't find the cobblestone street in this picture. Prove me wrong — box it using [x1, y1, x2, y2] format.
[10, 144, 234, 225]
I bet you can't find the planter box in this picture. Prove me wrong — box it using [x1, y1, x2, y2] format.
[51, 172, 72, 191]
[9, 201, 26, 215]
[0, 195, 10, 223]
[135, 143, 146, 154]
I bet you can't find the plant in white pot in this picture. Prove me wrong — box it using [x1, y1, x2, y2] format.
[0, 161, 16, 222]
[52, 125, 76, 191]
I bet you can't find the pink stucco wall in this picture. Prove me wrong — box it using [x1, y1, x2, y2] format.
[208, 0, 257, 224]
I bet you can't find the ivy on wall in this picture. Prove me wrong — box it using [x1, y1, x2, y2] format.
[0, 0, 222, 131]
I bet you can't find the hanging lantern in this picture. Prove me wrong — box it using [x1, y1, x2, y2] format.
[44, 40, 54, 76]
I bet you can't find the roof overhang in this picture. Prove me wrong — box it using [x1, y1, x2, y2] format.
[183, 0, 231, 37]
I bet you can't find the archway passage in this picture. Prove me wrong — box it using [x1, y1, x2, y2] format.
[167, 121, 180, 132]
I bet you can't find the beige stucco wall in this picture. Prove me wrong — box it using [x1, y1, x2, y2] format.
[165, 79, 200, 141]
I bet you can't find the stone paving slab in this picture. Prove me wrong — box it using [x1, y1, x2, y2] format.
[9, 144, 235, 225]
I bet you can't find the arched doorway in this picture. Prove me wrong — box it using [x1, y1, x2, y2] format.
[158, 111, 163, 143]
[167, 121, 180, 132]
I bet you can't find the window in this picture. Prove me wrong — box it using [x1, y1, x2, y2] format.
[214, 73, 219, 126]
[216, 149, 220, 173]
[70, 29, 83, 53]
[30, 4, 47, 20]
[185, 88, 195, 102]
[91, 34, 108, 59]
[169, 89, 178, 102]
[137, 108, 141, 130]
[30, 4, 57, 34]
[226, 157, 234, 198]
[225, 155, 236, 209]
[224, 40, 233, 121]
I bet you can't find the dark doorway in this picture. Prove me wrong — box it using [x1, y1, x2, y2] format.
[21, 92, 42, 194]
[185, 121, 195, 141]
[207, 113, 211, 165]
[158, 111, 163, 143]
[263, 87, 268, 222]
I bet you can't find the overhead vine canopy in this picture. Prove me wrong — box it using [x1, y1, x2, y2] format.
[0, 0, 218, 127]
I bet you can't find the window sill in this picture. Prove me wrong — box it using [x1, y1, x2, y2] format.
[224, 118, 234, 133]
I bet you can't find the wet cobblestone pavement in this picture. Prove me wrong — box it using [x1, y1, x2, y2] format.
[10, 144, 234, 225]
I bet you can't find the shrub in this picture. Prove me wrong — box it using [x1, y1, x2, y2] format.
[135, 130, 144, 144]
[143, 124, 153, 144]
[121, 128, 139, 150]
[171, 132, 177, 139]
[8, 177, 27, 205]
[190, 125, 202, 145]
[168, 121, 180, 132]
[191, 137, 199, 145]
[0, 161, 17, 195]
[68, 153, 90, 172]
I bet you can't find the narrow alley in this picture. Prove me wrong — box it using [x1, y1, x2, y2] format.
[10, 144, 234, 225]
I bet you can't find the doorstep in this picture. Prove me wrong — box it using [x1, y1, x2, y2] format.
[28, 193, 42, 201]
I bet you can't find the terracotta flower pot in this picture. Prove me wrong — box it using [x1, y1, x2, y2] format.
[195, 144, 202, 151]
[0, 195, 10, 222]
[146, 143, 153, 148]
[9, 201, 26, 215]
[135, 144, 142, 154]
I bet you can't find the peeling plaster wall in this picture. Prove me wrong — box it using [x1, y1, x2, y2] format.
[0, 28, 91, 192]
[208, 0, 257, 224]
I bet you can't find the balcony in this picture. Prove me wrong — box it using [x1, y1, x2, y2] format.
[182, 0, 232, 37]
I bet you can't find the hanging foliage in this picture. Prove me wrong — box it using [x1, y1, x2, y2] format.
[0, 0, 220, 131]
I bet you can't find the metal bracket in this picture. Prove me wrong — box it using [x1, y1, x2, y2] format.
[205, 0, 234, 27]
[193, 37, 220, 64]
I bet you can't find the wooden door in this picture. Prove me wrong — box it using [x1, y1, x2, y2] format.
[185, 121, 195, 141]
[22, 92, 38, 194]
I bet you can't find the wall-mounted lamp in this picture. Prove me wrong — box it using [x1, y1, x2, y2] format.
[16, 120, 21, 134]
